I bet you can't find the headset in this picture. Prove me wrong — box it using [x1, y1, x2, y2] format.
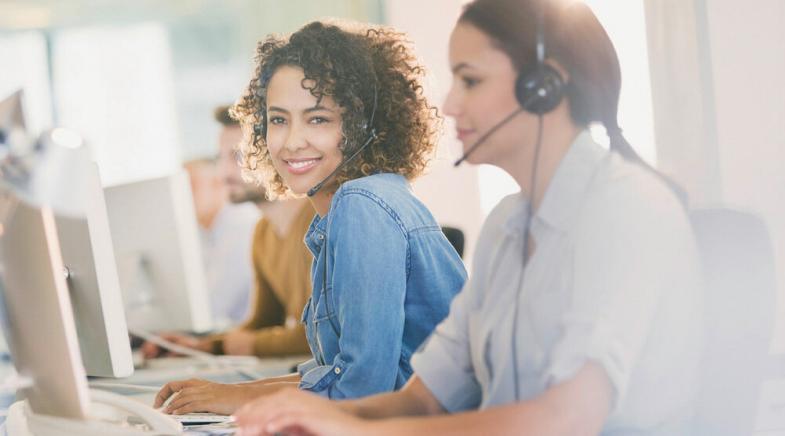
[453, 0, 564, 166]
[307, 82, 378, 197]
[310, 77, 380, 349]
[251, 73, 379, 200]
[459, 0, 683, 402]
[508, 0, 560, 403]
[452, 0, 563, 402]
[250, 64, 380, 353]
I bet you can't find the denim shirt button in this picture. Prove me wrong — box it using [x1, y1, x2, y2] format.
[334, 367, 341, 375]
[317, 234, 324, 241]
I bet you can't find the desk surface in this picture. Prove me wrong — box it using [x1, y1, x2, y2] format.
[0, 355, 311, 435]
[113, 355, 307, 384]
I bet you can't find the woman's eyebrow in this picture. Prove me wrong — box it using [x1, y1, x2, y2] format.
[268, 106, 289, 114]
[304, 105, 336, 114]
[452, 62, 476, 74]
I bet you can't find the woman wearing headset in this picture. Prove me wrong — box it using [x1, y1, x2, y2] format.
[154, 20, 466, 414]
[232, 0, 703, 434]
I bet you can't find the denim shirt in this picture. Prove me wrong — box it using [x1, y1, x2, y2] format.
[297, 173, 467, 399]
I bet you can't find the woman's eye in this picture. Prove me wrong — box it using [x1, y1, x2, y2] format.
[310, 117, 330, 125]
[462, 76, 480, 88]
[269, 116, 286, 125]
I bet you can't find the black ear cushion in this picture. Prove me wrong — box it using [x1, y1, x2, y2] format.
[515, 63, 565, 115]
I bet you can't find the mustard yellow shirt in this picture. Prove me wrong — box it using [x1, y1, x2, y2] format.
[209, 202, 314, 356]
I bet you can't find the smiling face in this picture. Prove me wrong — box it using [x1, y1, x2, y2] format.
[443, 22, 540, 167]
[265, 65, 345, 198]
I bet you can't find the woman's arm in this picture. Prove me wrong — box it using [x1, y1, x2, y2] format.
[298, 193, 409, 398]
[370, 363, 612, 436]
[341, 376, 444, 419]
[152, 373, 303, 415]
[233, 363, 612, 436]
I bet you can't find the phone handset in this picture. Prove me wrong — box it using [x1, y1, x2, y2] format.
[13, 389, 182, 435]
[89, 389, 181, 433]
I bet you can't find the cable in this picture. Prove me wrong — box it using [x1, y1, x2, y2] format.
[510, 114, 544, 401]
[0, 372, 33, 394]
[129, 327, 268, 383]
[87, 381, 162, 393]
[129, 327, 220, 368]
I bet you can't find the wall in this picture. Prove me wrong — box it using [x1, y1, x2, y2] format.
[646, 0, 785, 351]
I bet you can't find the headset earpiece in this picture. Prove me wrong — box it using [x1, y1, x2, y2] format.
[253, 122, 265, 139]
[515, 62, 565, 115]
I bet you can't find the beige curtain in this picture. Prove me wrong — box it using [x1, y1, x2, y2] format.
[643, 0, 721, 206]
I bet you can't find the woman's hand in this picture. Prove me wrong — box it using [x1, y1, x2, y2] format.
[154, 379, 265, 415]
[223, 329, 257, 355]
[234, 388, 371, 436]
[140, 333, 209, 359]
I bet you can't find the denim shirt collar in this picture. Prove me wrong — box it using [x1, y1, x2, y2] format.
[304, 173, 410, 257]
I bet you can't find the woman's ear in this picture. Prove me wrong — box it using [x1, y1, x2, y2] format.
[544, 58, 569, 83]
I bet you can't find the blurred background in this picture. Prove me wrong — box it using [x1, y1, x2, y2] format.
[1, 0, 783, 353]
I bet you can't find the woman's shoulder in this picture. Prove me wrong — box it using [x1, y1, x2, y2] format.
[336, 173, 407, 197]
[330, 173, 443, 236]
[577, 153, 691, 240]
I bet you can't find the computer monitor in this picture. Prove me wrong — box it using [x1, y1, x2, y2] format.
[0, 91, 132, 379]
[0, 190, 91, 419]
[0, 190, 182, 433]
[55, 162, 134, 378]
[103, 170, 212, 333]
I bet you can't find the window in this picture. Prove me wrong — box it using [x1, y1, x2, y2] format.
[477, 0, 656, 216]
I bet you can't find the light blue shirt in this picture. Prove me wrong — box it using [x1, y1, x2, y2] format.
[411, 131, 703, 434]
[297, 173, 467, 399]
[199, 202, 259, 327]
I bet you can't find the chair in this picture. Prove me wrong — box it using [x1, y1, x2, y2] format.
[441, 226, 465, 259]
[690, 208, 777, 435]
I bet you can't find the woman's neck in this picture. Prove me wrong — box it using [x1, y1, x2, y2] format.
[309, 189, 334, 218]
[506, 118, 582, 213]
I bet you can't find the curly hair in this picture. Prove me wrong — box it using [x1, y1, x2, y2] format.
[231, 20, 440, 199]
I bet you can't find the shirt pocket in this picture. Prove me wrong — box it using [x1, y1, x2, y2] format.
[312, 286, 340, 337]
[300, 298, 318, 358]
[312, 286, 337, 322]
[468, 311, 493, 390]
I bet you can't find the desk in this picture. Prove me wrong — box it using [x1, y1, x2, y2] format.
[105, 355, 309, 387]
[3, 355, 310, 435]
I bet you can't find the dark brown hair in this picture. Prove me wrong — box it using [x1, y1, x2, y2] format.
[460, 0, 639, 161]
[213, 105, 239, 127]
[231, 20, 440, 199]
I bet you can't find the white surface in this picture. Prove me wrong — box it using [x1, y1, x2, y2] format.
[756, 379, 785, 433]
[56, 162, 133, 378]
[103, 171, 212, 333]
[1, 198, 90, 419]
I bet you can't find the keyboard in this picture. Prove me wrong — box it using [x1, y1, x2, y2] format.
[169, 412, 234, 425]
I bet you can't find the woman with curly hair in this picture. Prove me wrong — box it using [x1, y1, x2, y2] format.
[153, 20, 467, 415]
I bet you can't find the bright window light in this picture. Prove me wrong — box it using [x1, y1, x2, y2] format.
[477, 0, 656, 216]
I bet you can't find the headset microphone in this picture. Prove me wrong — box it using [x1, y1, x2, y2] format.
[306, 81, 379, 198]
[306, 128, 377, 197]
[452, 87, 553, 167]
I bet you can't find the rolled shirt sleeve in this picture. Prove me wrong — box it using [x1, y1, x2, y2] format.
[410, 283, 482, 412]
[543, 181, 697, 416]
[410, 199, 512, 412]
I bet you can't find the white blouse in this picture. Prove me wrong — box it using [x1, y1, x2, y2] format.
[412, 131, 703, 434]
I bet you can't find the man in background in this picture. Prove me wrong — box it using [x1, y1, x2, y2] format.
[184, 156, 259, 327]
[144, 105, 313, 358]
